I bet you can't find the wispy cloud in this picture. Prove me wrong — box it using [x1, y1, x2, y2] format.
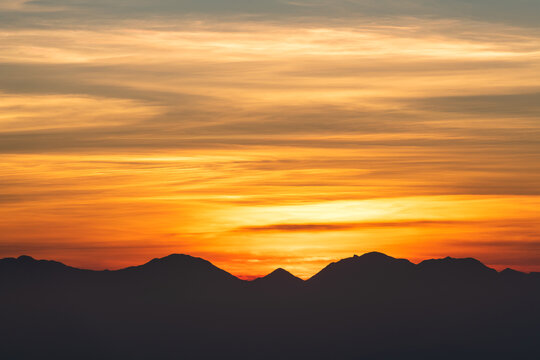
[234, 220, 474, 232]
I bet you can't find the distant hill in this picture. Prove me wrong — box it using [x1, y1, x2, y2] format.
[115, 254, 241, 287]
[307, 252, 415, 287]
[251, 268, 304, 293]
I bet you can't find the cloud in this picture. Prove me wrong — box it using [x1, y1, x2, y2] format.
[9, 1, 539, 28]
[416, 92, 540, 117]
[235, 220, 474, 232]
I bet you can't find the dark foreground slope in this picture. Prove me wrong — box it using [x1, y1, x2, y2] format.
[1, 252, 539, 360]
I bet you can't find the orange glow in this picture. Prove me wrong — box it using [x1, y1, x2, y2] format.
[1, 16, 540, 278]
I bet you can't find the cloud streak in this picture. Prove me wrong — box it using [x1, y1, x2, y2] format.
[235, 220, 476, 232]
[5, 0, 540, 28]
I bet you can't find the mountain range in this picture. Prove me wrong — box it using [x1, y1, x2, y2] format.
[1, 252, 539, 359]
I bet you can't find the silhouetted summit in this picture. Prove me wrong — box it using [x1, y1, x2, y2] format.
[417, 256, 497, 286]
[256, 268, 302, 282]
[308, 252, 415, 288]
[0, 254, 89, 287]
[1, 255, 76, 272]
[252, 268, 304, 291]
[16, 255, 35, 262]
[121, 254, 237, 280]
[112, 254, 243, 296]
[499, 267, 529, 282]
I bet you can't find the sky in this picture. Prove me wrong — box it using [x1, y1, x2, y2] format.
[1, 0, 539, 278]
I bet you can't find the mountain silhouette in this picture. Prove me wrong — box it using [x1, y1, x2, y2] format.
[1, 251, 539, 359]
[253, 268, 303, 284]
[307, 252, 416, 294]
[117, 254, 240, 285]
[0, 255, 93, 290]
[0, 255, 82, 275]
[417, 256, 497, 278]
[251, 268, 304, 293]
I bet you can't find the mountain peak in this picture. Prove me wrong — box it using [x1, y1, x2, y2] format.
[0, 255, 81, 282]
[499, 268, 527, 280]
[500, 268, 523, 274]
[308, 252, 415, 285]
[354, 252, 395, 263]
[269, 267, 288, 275]
[344, 252, 412, 268]
[252, 267, 304, 289]
[17, 255, 36, 262]
[357, 251, 390, 257]
[417, 256, 497, 281]
[146, 253, 202, 266]
[264, 268, 301, 280]
[419, 256, 493, 270]
[119, 253, 240, 285]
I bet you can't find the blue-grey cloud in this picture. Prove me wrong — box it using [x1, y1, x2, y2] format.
[11, 0, 538, 27]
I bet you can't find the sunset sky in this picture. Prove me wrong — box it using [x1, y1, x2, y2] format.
[1, 0, 539, 278]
